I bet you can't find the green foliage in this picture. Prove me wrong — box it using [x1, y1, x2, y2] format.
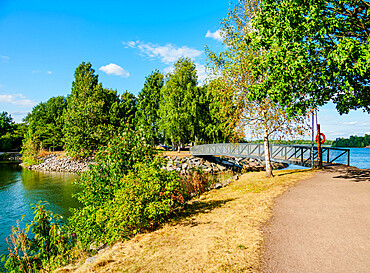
[69, 126, 184, 245]
[0, 112, 23, 152]
[136, 70, 164, 144]
[0, 123, 25, 152]
[24, 96, 67, 151]
[197, 82, 236, 143]
[21, 131, 42, 166]
[244, 0, 370, 115]
[332, 134, 370, 148]
[117, 91, 137, 127]
[0, 111, 14, 137]
[85, 162, 183, 243]
[250, 139, 334, 146]
[62, 62, 134, 157]
[2, 201, 74, 272]
[159, 57, 198, 149]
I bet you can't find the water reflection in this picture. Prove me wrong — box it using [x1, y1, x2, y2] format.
[0, 164, 80, 257]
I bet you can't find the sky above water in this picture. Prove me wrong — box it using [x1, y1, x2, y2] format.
[0, 0, 369, 140]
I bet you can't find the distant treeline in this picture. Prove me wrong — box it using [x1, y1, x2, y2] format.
[2, 59, 235, 162]
[249, 139, 334, 146]
[332, 135, 370, 148]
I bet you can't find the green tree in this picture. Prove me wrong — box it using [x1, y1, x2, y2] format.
[207, 0, 310, 177]
[0, 111, 14, 137]
[245, 0, 370, 115]
[24, 96, 67, 151]
[62, 62, 122, 157]
[159, 57, 198, 151]
[136, 70, 164, 144]
[193, 83, 235, 143]
[332, 134, 370, 148]
[0, 112, 25, 151]
[118, 91, 137, 126]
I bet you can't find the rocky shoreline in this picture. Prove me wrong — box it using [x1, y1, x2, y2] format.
[21, 154, 94, 173]
[22, 153, 288, 174]
[165, 155, 288, 174]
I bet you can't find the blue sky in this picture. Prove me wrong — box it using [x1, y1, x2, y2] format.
[0, 0, 368, 140]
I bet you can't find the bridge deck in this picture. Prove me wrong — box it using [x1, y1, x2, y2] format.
[190, 143, 350, 167]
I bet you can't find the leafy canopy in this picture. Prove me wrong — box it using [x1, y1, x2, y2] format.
[246, 0, 370, 115]
[136, 70, 164, 144]
[0, 111, 14, 137]
[159, 57, 198, 148]
[62, 62, 137, 157]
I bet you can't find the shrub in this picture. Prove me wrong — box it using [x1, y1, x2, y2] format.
[1, 202, 75, 272]
[82, 161, 184, 244]
[21, 133, 42, 166]
[69, 126, 184, 246]
[180, 168, 210, 197]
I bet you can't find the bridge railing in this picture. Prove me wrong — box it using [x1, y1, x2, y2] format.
[190, 143, 350, 167]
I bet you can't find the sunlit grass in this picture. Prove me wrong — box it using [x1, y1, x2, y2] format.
[63, 169, 314, 273]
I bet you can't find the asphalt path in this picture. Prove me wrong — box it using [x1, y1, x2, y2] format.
[263, 165, 370, 273]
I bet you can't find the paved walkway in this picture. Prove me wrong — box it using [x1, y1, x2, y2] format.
[263, 165, 370, 273]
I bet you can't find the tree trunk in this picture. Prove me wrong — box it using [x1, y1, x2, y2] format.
[264, 132, 274, 178]
[177, 143, 181, 153]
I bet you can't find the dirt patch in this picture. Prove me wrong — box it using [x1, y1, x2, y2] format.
[60, 169, 313, 273]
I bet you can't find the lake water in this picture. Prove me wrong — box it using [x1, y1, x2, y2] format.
[286, 147, 370, 170]
[0, 148, 369, 259]
[0, 164, 79, 259]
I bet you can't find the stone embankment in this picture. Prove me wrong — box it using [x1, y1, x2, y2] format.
[22, 154, 288, 174]
[22, 154, 94, 173]
[165, 155, 288, 174]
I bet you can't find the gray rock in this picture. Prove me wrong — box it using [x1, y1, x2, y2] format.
[214, 183, 223, 189]
[85, 255, 98, 264]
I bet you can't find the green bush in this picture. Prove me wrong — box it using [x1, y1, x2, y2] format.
[69, 126, 184, 246]
[20, 133, 42, 166]
[73, 161, 183, 244]
[1, 202, 75, 272]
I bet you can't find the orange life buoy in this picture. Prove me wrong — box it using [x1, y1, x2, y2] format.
[316, 133, 325, 144]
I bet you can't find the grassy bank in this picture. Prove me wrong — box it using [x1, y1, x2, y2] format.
[62, 169, 313, 273]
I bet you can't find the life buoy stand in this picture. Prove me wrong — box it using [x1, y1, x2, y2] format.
[316, 133, 325, 144]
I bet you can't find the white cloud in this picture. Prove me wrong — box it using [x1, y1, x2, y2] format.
[195, 63, 208, 85]
[32, 70, 53, 74]
[206, 29, 223, 41]
[123, 41, 202, 64]
[0, 94, 36, 107]
[0, 55, 9, 62]
[122, 41, 138, 48]
[163, 66, 174, 75]
[99, 63, 130, 78]
[11, 111, 30, 116]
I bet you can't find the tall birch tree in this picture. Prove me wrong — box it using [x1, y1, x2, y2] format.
[207, 0, 310, 177]
[159, 57, 198, 151]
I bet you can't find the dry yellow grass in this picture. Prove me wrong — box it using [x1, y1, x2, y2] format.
[65, 169, 313, 273]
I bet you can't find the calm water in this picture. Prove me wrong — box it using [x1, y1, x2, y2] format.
[0, 164, 79, 258]
[286, 147, 370, 170]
